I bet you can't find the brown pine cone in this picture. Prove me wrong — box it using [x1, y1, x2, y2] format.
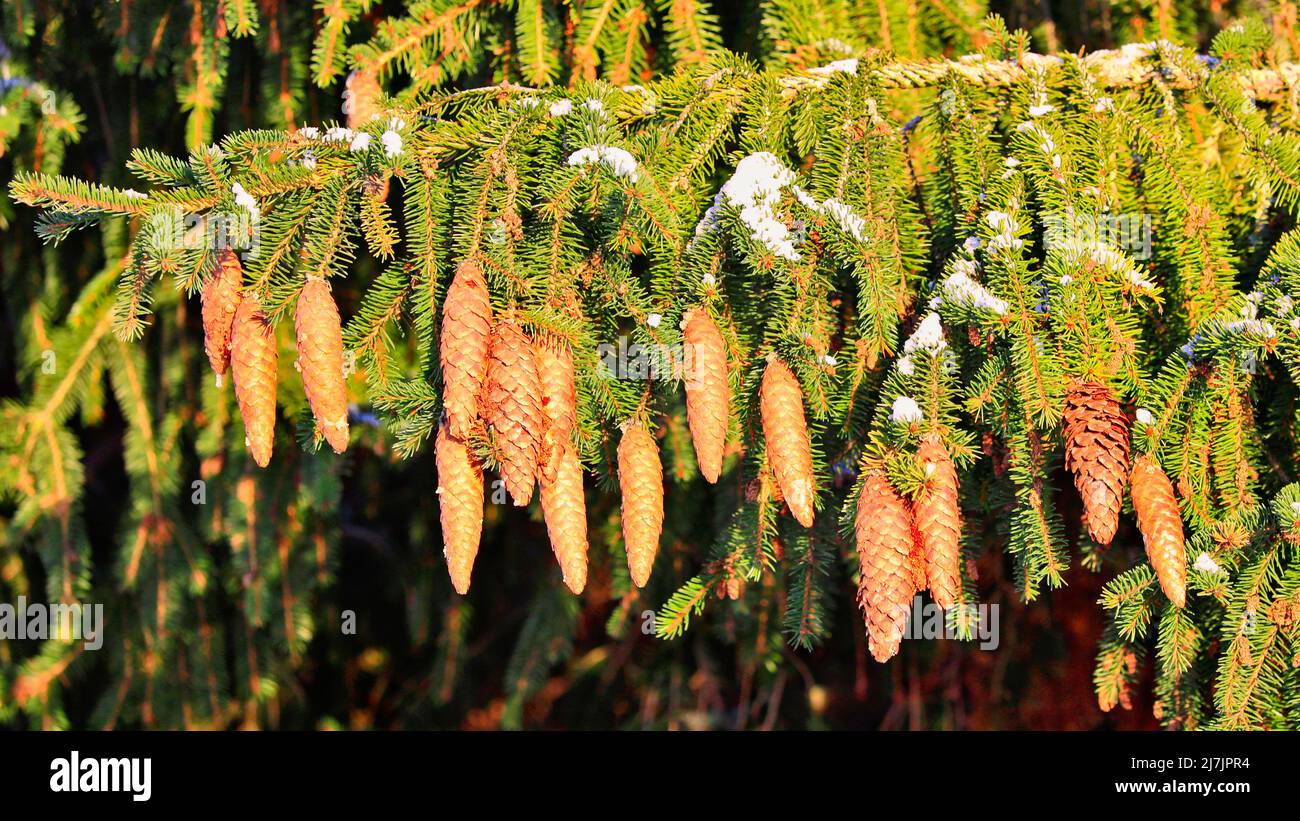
[760, 356, 816, 527]
[618, 422, 664, 588]
[343, 69, 381, 128]
[436, 418, 484, 595]
[540, 440, 589, 594]
[1130, 454, 1187, 608]
[483, 319, 543, 506]
[294, 276, 350, 454]
[1063, 381, 1130, 545]
[439, 259, 492, 439]
[915, 434, 962, 609]
[856, 471, 915, 662]
[682, 307, 729, 483]
[535, 336, 577, 483]
[230, 292, 278, 468]
[201, 248, 243, 381]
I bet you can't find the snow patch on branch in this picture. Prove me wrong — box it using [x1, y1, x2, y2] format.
[890, 396, 923, 424]
[693, 152, 801, 260]
[1193, 552, 1223, 574]
[821, 198, 866, 242]
[985, 209, 1023, 253]
[567, 145, 640, 182]
[1053, 239, 1156, 293]
[904, 312, 947, 356]
[939, 261, 1008, 316]
[808, 58, 859, 76]
[231, 183, 260, 220]
[896, 312, 948, 376]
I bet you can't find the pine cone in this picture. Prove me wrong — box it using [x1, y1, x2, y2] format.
[760, 356, 816, 527]
[436, 419, 484, 595]
[295, 276, 350, 454]
[618, 422, 664, 588]
[915, 434, 962, 609]
[201, 248, 242, 381]
[483, 319, 543, 506]
[540, 440, 589, 594]
[1130, 454, 1187, 608]
[856, 471, 915, 662]
[535, 336, 577, 483]
[439, 259, 492, 439]
[343, 69, 381, 128]
[1063, 381, 1130, 545]
[682, 307, 729, 483]
[230, 293, 278, 468]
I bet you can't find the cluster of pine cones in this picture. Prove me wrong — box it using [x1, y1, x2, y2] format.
[200, 249, 350, 467]
[854, 380, 1187, 663]
[854, 436, 963, 662]
[1063, 382, 1186, 608]
[435, 264, 783, 594]
[201, 248, 1188, 660]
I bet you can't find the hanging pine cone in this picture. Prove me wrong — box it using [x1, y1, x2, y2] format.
[294, 276, 350, 454]
[539, 441, 589, 594]
[439, 259, 493, 439]
[618, 421, 664, 588]
[1063, 381, 1130, 545]
[760, 355, 816, 527]
[343, 69, 381, 128]
[230, 292, 278, 468]
[1130, 454, 1187, 607]
[435, 418, 484, 595]
[682, 307, 729, 483]
[915, 434, 962, 609]
[483, 319, 543, 506]
[856, 470, 915, 663]
[535, 336, 577, 483]
[201, 248, 243, 382]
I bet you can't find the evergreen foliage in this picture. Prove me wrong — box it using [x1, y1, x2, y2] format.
[4, 0, 1300, 730]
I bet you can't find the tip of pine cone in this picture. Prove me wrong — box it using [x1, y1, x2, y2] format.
[868, 639, 899, 664]
[449, 572, 472, 596]
[629, 561, 653, 588]
[324, 421, 350, 454]
[1087, 519, 1118, 546]
[562, 566, 588, 595]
